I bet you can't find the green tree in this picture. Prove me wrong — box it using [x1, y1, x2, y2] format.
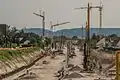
[72, 36, 78, 39]
[30, 37, 37, 44]
[109, 34, 117, 38]
[92, 33, 97, 40]
[44, 37, 51, 47]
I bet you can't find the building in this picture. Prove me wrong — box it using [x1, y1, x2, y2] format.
[0, 24, 9, 35]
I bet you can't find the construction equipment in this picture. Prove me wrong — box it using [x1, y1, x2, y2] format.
[50, 21, 70, 37]
[33, 10, 45, 36]
[75, 2, 103, 34]
[51, 22, 70, 27]
[50, 21, 70, 49]
[75, 3, 91, 71]
[74, 2, 103, 71]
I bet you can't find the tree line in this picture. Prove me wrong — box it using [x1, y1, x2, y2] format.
[0, 26, 51, 49]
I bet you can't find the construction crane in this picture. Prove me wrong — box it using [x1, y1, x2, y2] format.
[51, 22, 70, 28]
[74, 3, 91, 71]
[50, 21, 70, 37]
[50, 21, 70, 49]
[75, 2, 103, 34]
[74, 2, 103, 71]
[33, 10, 45, 36]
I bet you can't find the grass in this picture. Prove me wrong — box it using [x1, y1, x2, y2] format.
[0, 47, 40, 61]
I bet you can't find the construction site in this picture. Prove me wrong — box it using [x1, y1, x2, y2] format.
[0, 0, 120, 80]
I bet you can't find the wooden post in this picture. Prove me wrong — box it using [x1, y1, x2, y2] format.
[66, 40, 71, 68]
[116, 51, 120, 80]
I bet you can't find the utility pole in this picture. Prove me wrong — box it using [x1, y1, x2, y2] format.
[33, 10, 45, 36]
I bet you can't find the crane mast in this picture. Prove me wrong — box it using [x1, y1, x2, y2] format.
[74, 2, 103, 71]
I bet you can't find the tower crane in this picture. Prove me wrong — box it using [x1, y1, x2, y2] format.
[50, 21, 70, 37]
[50, 21, 70, 49]
[74, 2, 103, 71]
[33, 10, 45, 36]
[75, 2, 103, 34]
[74, 2, 91, 71]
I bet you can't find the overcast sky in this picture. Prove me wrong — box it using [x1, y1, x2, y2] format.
[0, 0, 120, 30]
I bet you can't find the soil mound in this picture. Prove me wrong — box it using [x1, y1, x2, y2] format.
[68, 64, 74, 68]
[64, 72, 83, 78]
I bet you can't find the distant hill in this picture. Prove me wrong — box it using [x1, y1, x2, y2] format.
[24, 28, 120, 37]
[24, 28, 51, 36]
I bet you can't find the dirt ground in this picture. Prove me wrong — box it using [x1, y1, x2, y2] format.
[63, 46, 115, 80]
[2, 46, 116, 80]
[3, 47, 67, 80]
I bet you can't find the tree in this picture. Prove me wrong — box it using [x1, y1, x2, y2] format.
[92, 33, 97, 40]
[72, 36, 78, 39]
[30, 37, 37, 44]
[109, 34, 117, 38]
[44, 37, 51, 47]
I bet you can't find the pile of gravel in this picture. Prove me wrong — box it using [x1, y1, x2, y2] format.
[68, 64, 74, 68]
[64, 72, 83, 78]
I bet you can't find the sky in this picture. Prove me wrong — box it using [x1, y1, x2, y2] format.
[0, 0, 120, 30]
